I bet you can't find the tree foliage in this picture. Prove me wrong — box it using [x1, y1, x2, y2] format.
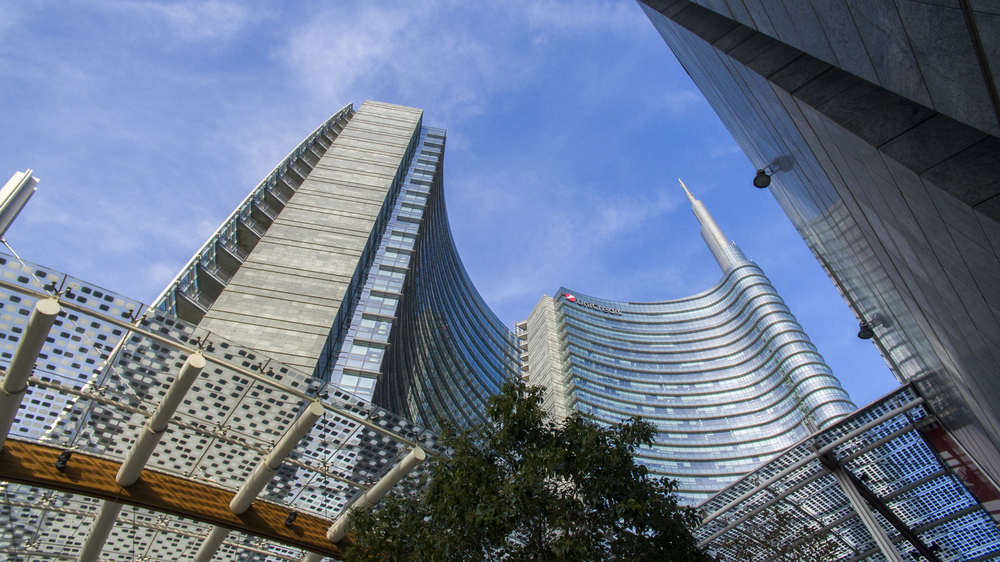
[712, 503, 843, 562]
[344, 381, 708, 562]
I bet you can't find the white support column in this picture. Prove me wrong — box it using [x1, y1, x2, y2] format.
[116, 351, 206, 486]
[75, 352, 208, 562]
[229, 401, 325, 514]
[193, 526, 230, 562]
[76, 502, 123, 562]
[299, 552, 326, 562]
[327, 446, 425, 543]
[0, 170, 39, 237]
[831, 465, 905, 562]
[0, 297, 60, 451]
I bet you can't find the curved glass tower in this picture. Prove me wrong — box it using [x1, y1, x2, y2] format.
[520, 181, 855, 504]
[372, 132, 522, 429]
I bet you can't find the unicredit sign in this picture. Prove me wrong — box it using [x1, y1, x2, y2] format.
[563, 293, 622, 316]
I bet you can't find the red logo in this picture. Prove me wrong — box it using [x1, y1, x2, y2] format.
[564, 293, 576, 302]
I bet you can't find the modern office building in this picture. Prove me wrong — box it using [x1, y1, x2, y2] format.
[153, 101, 520, 429]
[3, 89, 998, 560]
[519, 182, 855, 504]
[637, 0, 1000, 505]
[0, 101, 522, 561]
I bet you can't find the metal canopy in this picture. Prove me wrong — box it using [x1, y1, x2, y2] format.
[694, 384, 1000, 561]
[0, 254, 441, 561]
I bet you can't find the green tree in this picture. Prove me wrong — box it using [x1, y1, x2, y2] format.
[712, 503, 843, 562]
[344, 381, 709, 562]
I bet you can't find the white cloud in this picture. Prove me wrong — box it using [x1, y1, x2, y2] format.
[591, 190, 678, 236]
[281, 5, 412, 102]
[140, 260, 184, 299]
[0, 4, 27, 44]
[279, 2, 512, 121]
[450, 164, 689, 319]
[278, 1, 653, 123]
[155, 1, 264, 40]
[521, 0, 644, 33]
[659, 88, 705, 114]
[87, 0, 267, 42]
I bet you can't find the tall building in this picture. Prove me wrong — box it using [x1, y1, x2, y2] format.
[0, 101, 506, 562]
[154, 101, 519, 429]
[638, 0, 1000, 495]
[519, 182, 855, 504]
[5, 94, 998, 559]
[0, 101, 521, 561]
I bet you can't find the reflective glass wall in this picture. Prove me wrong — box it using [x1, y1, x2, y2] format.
[525, 257, 855, 504]
[638, 0, 1000, 486]
[371, 129, 522, 430]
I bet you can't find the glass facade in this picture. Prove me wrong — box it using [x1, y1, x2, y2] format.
[321, 126, 442, 399]
[637, 2, 1000, 557]
[637, 0, 1000, 491]
[372, 131, 522, 430]
[522, 190, 855, 505]
[327, 124, 521, 422]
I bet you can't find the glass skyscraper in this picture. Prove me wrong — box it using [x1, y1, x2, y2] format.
[152, 100, 858, 507]
[635, 3, 1000, 556]
[520, 182, 855, 504]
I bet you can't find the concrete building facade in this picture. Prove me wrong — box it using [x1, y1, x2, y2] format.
[154, 101, 519, 428]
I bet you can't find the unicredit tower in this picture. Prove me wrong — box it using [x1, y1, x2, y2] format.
[518, 181, 856, 505]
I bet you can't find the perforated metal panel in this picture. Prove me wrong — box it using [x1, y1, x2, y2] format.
[695, 386, 1000, 561]
[0, 253, 441, 561]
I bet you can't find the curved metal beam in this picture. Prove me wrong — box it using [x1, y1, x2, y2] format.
[0, 439, 346, 559]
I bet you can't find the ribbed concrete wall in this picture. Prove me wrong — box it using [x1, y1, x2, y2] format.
[523, 295, 570, 423]
[199, 102, 423, 374]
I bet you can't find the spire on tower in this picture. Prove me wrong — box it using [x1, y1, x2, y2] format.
[677, 179, 745, 272]
[679, 178, 696, 205]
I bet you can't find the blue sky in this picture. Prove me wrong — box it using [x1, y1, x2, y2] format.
[0, 0, 897, 406]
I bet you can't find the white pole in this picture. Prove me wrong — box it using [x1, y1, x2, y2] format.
[76, 502, 123, 562]
[299, 552, 326, 562]
[116, 352, 206, 486]
[192, 526, 230, 562]
[0, 298, 60, 450]
[0, 170, 39, 238]
[831, 465, 905, 562]
[229, 401, 325, 514]
[326, 446, 425, 543]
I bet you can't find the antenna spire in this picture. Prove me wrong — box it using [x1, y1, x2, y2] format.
[677, 179, 743, 272]
[678, 178, 695, 204]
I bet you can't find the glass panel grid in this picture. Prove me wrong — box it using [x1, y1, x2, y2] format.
[692, 385, 1000, 561]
